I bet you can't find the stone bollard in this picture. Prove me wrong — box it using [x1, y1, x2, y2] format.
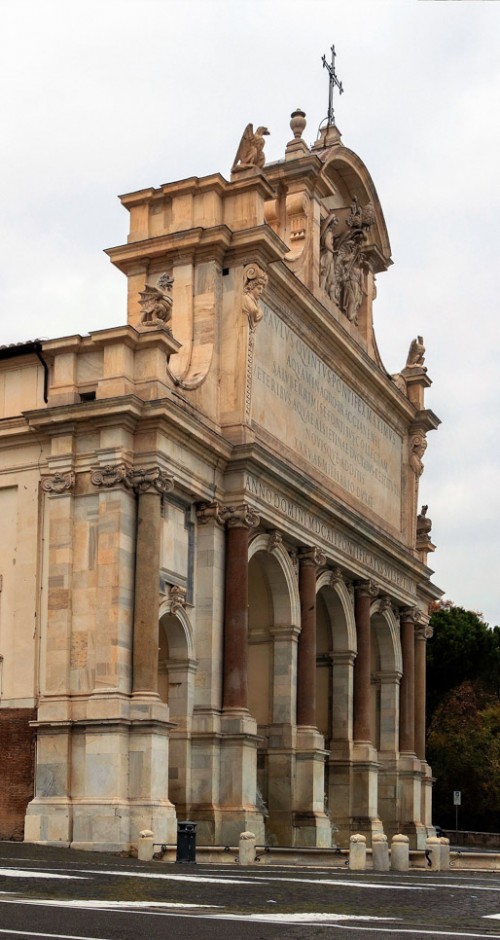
[138, 829, 155, 862]
[390, 833, 409, 871]
[349, 833, 367, 871]
[239, 831, 256, 865]
[425, 836, 441, 871]
[372, 833, 390, 871]
[439, 837, 450, 871]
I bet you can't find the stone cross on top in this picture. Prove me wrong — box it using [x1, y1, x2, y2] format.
[322, 44, 344, 126]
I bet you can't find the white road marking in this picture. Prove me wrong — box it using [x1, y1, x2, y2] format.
[208, 912, 396, 923]
[0, 897, 219, 909]
[326, 927, 498, 938]
[0, 868, 86, 880]
[483, 913, 500, 918]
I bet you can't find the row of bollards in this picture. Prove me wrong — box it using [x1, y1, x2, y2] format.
[349, 832, 450, 871]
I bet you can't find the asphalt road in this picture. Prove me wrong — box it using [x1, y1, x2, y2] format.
[0, 841, 499, 940]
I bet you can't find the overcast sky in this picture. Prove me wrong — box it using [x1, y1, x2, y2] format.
[1, 0, 499, 625]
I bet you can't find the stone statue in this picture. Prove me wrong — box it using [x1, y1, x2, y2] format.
[242, 263, 268, 329]
[138, 273, 173, 327]
[406, 336, 426, 369]
[410, 433, 427, 476]
[319, 211, 338, 299]
[232, 124, 270, 171]
[331, 197, 374, 325]
[417, 504, 432, 539]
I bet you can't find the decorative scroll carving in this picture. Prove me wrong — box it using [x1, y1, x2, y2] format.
[415, 621, 433, 640]
[196, 500, 225, 526]
[299, 546, 327, 568]
[138, 273, 174, 329]
[355, 579, 379, 599]
[267, 531, 283, 553]
[91, 464, 133, 489]
[288, 550, 299, 577]
[91, 465, 174, 495]
[405, 335, 426, 370]
[130, 468, 174, 495]
[221, 504, 260, 530]
[242, 263, 268, 331]
[232, 124, 269, 172]
[41, 471, 75, 494]
[319, 211, 339, 300]
[333, 197, 375, 325]
[169, 584, 186, 616]
[409, 433, 427, 477]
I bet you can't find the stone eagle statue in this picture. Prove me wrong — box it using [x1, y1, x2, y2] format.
[232, 124, 270, 171]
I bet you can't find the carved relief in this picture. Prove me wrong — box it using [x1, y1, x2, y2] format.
[400, 606, 423, 625]
[138, 273, 174, 329]
[329, 566, 344, 586]
[355, 579, 379, 599]
[319, 211, 338, 300]
[41, 471, 75, 494]
[267, 531, 283, 553]
[320, 197, 375, 326]
[378, 595, 393, 614]
[409, 433, 427, 477]
[232, 124, 269, 172]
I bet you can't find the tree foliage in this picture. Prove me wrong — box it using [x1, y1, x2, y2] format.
[426, 603, 500, 831]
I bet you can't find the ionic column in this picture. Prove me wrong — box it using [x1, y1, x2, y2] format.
[353, 580, 378, 743]
[297, 548, 325, 727]
[415, 618, 432, 760]
[222, 504, 259, 710]
[131, 468, 174, 696]
[399, 607, 418, 754]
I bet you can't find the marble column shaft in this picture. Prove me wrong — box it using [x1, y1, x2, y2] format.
[297, 550, 320, 727]
[222, 506, 259, 710]
[132, 489, 162, 694]
[414, 623, 429, 760]
[399, 610, 416, 754]
[353, 581, 376, 743]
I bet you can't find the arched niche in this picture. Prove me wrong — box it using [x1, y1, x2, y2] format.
[370, 598, 402, 754]
[247, 533, 300, 727]
[315, 573, 356, 746]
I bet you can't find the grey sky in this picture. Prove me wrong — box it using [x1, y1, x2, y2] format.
[1, 0, 499, 625]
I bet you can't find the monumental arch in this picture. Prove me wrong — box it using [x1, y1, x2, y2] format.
[0, 106, 441, 852]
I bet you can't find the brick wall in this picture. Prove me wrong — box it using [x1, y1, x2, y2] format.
[0, 708, 36, 840]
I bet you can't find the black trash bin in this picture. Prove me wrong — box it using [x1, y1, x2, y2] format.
[176, 820, 197, 863]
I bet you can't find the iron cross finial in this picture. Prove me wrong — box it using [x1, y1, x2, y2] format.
[322, 44, 344, 126]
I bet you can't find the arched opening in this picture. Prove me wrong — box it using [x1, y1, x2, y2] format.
[370, 600, 402, 838]
[247, 535, 299, 844]
[158, 605, 196, 818]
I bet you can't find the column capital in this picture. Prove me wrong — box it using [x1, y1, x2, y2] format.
[299, 546, 326, 568]
[196, 500, 226, 526]
[329, 566, 345, 586]
[41, 471, 75, 494]
[415, 620, 433, 640]
[130, 467, 174, 495]
[221, 503, 260, 529]
[91, 463, 132, 489]
[400, 606, 423, 625]
[355, 579, 378, 599]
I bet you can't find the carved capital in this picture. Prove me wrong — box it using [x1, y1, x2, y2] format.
[130, 468, 174, 495]
[196, 500, 226, 527]
[221, 504, 260, 530]
[299, 547, 326, 569]
[355, 579, 378, 599]
[91, 464, 133, 489]
[41, 471, 75, 494]
[415, 620, 433, 640]
[169, 584, 186, 616]
[400, 606, 423, 625]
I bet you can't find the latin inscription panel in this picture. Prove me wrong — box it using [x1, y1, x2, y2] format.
[252, 304, 402, 528]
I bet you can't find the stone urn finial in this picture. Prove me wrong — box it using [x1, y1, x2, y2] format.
[290, 108, 306, 140]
